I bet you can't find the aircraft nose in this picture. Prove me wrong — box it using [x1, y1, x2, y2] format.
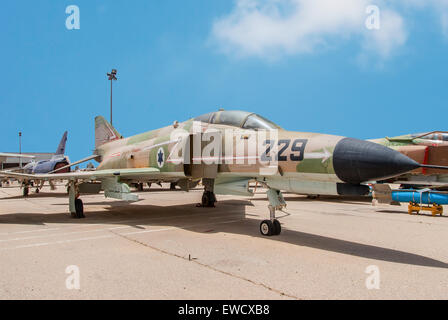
[333, 138, 420, 184]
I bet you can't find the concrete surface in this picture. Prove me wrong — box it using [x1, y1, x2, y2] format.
[0, 183, 448, 300]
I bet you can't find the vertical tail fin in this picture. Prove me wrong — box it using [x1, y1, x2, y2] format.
[95, 116, 122, 148]
[55, 131, 68, 155]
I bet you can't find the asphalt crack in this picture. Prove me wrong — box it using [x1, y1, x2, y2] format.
[109, 229, 300, 300]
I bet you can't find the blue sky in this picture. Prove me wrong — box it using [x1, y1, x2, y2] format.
[1, 0, 448, 163]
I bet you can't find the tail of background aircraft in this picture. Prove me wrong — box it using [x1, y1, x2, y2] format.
[55, 131, 68, 155]
[95, 116, 122, 149]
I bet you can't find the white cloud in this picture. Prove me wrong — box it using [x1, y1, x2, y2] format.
[211, 0, 448, 60]
[426, 0, 448, 36]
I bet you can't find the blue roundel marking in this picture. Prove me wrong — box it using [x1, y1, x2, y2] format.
[157, 148, 165, 168]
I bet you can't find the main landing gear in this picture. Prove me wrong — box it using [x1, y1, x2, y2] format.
[22, 182, 30, 197]
[200, 191, 217, 207]
[260, 189, 286, 236]
[137, 183, 144, 192]
[197, 178, 217, 207]
[68, 181, 85, 219]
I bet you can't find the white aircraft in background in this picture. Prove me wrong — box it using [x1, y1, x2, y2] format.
[0, 153, 35, 187]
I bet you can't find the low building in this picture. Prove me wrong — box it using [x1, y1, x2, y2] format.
[0, 153, 55, 170]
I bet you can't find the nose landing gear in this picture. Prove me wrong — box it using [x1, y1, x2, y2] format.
[260, 189, 286, 236]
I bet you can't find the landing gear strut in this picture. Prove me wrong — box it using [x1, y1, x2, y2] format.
[198, 178, 216, 207]
[260, 189, 286, 236]
[69, 181, 85, 219]
[23, 186, 29, 197]
[22, 182, 30, 197]
[74, 199, 84, 218]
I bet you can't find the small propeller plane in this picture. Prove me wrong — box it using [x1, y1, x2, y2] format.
[0, 110, 439, 236]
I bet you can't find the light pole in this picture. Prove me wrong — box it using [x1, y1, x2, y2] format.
[107, 69, 118, 126]
[19, 132, 22, 168]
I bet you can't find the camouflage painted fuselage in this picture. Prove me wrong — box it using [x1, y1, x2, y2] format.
[371, 131, 448, 186]
[96, 117, 345, 195]
[93, 110, 420, 197]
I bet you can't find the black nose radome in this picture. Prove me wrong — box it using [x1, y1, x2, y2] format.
[333, 138, 421, 184]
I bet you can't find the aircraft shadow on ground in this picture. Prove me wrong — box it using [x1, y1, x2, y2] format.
[0, 198, 446, 269]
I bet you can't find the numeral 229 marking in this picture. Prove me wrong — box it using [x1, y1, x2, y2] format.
[261, 139, 308, 162]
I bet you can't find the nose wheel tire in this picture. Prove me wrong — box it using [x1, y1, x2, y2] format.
[260, 219, 281, 236]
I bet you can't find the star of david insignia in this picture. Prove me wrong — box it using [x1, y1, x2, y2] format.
[157, 148, 165, 168]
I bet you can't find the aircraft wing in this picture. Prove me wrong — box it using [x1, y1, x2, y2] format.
[0, 168, 161, 182]
[0, 167, 176, 202]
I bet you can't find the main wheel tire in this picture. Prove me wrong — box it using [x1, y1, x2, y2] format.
[23, 187, 29, 197]
[35, 188, 39, 194]
[273, 219, 282, 236]
[201, 191, 216, 207]
[74, 199, 85, 219]
[260, 220, 274, 236]
[201, 192, 209, 206]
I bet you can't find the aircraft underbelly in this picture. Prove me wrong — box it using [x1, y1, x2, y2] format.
[265, 177, 339, 196]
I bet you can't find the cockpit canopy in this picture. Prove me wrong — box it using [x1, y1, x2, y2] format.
[412, 131, 448, 142]
[194, 110, 281, 130]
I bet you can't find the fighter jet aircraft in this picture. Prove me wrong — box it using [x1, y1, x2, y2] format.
[10, 131, 70, 196]
[22, 131, 69, 174]
[0, 110, 440, 236]
[371, 131, 448, 187]
[3, 131, 95, 195]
